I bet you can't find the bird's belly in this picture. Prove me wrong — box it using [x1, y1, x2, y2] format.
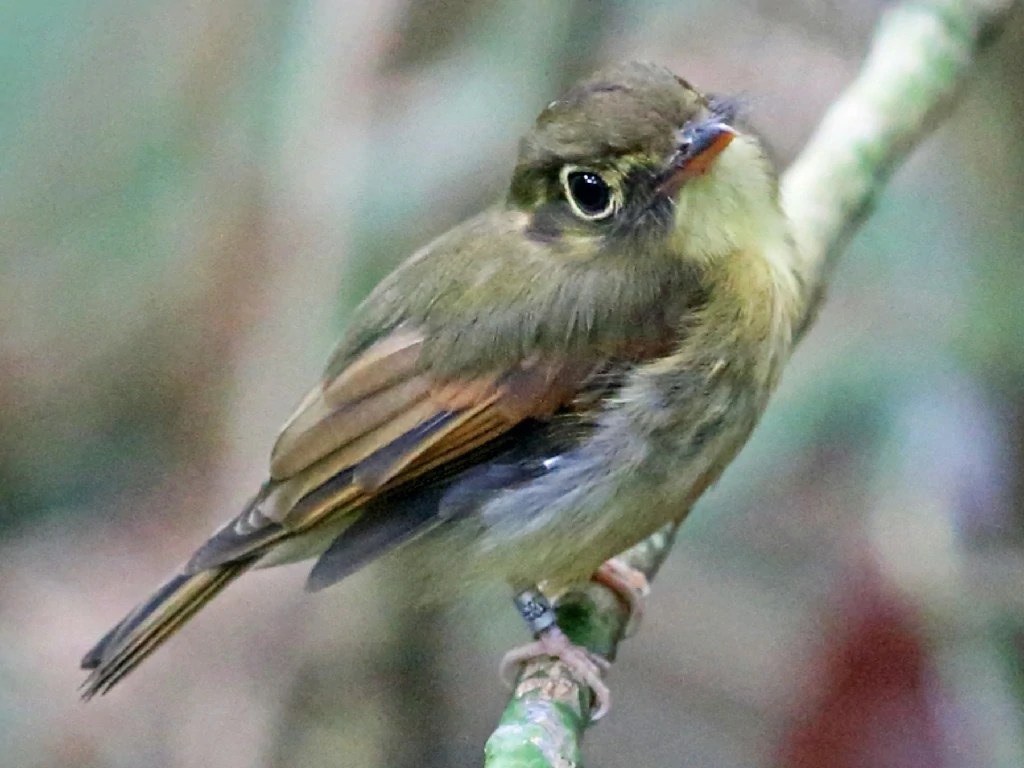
[415, 416, 753, 594]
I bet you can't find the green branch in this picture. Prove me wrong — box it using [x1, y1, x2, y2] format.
[485, 526, 678, 768]
[484, 0, 1019, 765]
[784, 0, 1017, 332]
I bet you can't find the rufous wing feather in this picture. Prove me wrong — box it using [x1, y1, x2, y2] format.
[186, 328, 600, 573]
[82, 324, 608, 695]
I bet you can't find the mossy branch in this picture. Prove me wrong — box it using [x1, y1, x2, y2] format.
[484, 527, 678, 767]
[484, 0, 1019, 765]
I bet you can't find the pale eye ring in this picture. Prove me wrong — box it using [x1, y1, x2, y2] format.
[559, 166, 617, 221]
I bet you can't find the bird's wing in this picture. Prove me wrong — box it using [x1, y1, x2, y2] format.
[185, 324, 602, 574]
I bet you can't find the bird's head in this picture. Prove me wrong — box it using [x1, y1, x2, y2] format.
[508, 61, 781, 266]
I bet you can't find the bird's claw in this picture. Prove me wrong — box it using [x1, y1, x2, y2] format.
[499, 624, 613, 720]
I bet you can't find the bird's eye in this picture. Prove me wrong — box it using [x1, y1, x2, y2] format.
[560, 167, 616, 221]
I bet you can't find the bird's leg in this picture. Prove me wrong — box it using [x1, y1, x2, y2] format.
[593, 557, 650, 638]
[500, 587, 613, 720]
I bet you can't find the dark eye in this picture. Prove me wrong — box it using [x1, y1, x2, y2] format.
[561, 167, 616, 220]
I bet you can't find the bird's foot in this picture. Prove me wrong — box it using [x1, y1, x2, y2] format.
[499, 623, 613, 720]
[593, 557, 650, 637]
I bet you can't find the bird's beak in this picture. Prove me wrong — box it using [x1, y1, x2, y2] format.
[659, 121, 737, 195]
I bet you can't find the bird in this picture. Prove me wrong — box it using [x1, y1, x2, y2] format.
[81, 60, 803, 718]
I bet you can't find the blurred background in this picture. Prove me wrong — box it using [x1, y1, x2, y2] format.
[2, 0, 1023, 766]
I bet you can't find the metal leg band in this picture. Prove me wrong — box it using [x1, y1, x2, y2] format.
[513, 588, 556, 635]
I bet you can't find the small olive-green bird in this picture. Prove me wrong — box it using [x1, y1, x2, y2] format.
[81, 61, 803, 715]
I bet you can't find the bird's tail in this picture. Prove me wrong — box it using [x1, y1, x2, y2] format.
[80, 560, 252, 698]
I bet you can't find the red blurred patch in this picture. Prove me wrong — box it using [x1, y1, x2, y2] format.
[779, 562, 950, 768]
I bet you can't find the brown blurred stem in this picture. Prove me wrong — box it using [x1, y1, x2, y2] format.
[484, 0, 1020, 764]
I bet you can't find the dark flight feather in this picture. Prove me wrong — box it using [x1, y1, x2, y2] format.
[305, 418, 566, 592]
[305, 485, 445, 592]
